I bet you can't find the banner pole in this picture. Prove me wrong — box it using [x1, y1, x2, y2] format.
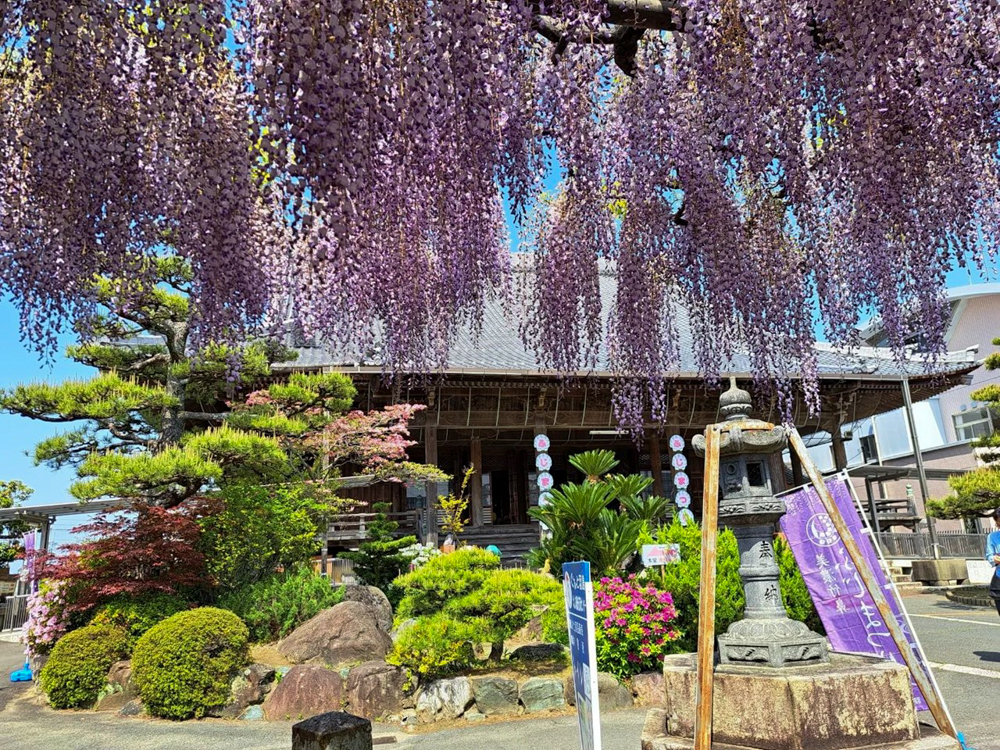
[788, 428, 957, 740]
[694, 424, 721, 750]
[841, 471, 956, 731]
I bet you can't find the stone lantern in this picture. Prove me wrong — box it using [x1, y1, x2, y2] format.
[693, 378, 828, 668]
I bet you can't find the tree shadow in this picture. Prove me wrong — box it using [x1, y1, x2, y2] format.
[973, 651, 1000, 664]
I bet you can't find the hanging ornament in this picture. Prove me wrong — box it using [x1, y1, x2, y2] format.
[671, 453, 688, 471]
[539, 491, 553, 506]
[673, 472, 690, 490]
[669, 435, 686, 453]
[533, 434, 551, 453]
[677, 508, 695, 527]
[675, 490, 691, 509]
[537, 472, 554, 491]
[535, 452, 553, 471]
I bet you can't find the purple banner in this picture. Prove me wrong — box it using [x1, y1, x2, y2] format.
[780, 476, 930, 712]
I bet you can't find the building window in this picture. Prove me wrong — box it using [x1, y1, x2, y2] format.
[952, 407, 994, 442]
[859, 434, 879, 464]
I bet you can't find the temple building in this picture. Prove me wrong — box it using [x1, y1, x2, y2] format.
[276, 268, 980, 563]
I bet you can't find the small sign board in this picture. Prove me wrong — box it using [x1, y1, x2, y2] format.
[641, 543, 680, 567]
[563, 561, 602, 750]
[966, 559, 994, 585]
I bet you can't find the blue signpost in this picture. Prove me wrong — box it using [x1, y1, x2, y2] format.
[563, 561, 602, 750]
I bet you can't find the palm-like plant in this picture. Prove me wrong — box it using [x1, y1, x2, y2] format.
[529, 454, 667, 576]
[569, 450, 619, 483]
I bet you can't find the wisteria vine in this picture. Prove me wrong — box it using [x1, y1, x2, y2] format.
[0, 1, 998, 431]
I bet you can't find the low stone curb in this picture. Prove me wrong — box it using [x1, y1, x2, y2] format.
[944, 587, 993, 608]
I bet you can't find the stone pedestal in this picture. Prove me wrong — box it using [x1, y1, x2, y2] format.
[292, 711, 372, 750]
[641, 653, 960, 750]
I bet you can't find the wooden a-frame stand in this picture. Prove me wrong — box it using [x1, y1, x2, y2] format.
[692, 423, 957, 750]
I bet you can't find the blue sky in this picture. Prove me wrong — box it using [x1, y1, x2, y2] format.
[0, 261, 994, 551]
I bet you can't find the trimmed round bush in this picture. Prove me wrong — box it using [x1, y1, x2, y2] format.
[132, 607, 250, 719]
[39, 624, 129, 709]
[386, 613, 477, 679]
[90, 593, 188, 642]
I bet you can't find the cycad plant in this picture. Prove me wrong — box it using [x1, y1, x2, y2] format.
[529, 450, 670, 576]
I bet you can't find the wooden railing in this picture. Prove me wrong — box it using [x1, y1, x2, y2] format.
[325, 511, 419, 542]
[870, 497, 920, 529]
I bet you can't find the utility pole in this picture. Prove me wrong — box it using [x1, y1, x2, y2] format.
[901, 378, 940, 560]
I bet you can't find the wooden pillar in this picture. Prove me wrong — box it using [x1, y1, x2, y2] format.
[425, 425, 439, 546]
[470, 436, 484, 528]
[649, 435, 664, 497]
[789, 447, 804, 487]
[830, 425, 848, 471]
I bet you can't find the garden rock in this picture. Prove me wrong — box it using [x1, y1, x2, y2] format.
[519, 677, 565, 713]
[95, 691, 133, 713]
[107, 660, 134, 696]
[598, 672, 634, 709]
[208, 663, 277, 718]
[464, 709, 487, 722]
[512, 614, 544, 642]
[277, 601, 392, 667]
[263, 665, 344, 721]
[292, 711, 372, 750]
[631, 671, 665, 707]
[119, 700, 144, 717]
[564, 675, 576, 707]
[415, 676, 474, 723]
[240, 705, 264, 721]
[470, 676, 519, 716]
[508, 643, 567, 662]
[343, 585, 394, 633]
[344, 660, 407, 720]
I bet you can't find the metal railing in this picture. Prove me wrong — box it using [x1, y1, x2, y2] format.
[876, 532, 987, 559]
[0, 593, 28, 633]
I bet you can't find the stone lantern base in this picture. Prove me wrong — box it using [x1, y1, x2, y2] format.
[640, 653, 960, 750]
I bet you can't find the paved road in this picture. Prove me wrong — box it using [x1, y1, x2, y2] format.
[901, 593, 1000, 750]
[0, 592, 997, 750]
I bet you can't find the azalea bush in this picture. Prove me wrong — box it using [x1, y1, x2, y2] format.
[39, 624, 130, 709]
[594, 576, 681, 680]
[23, 580, 70, 657]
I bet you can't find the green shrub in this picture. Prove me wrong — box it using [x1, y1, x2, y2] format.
[338, 502, 416, 609]
[645, 521, 745, 652]
[387, 614, 477, 679]
[217, 566, 343, 642]
[132, 607, 250, 719]
[39, 624, 129, 709]
[393, 547, 500, 621]
[197, 483, 326, 594]
[89, 593, 188, 642]
[446, 568, 566, 648]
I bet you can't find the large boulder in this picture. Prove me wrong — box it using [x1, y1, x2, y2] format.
[630, 671, 665, 707]
[519, 677, 565, 713]
[263, 665, 344, 721]
[344, 661, 407, 720]
[415, 677, 474, 723]
[343, 585, 394, 634]
[278, 601, 392, 668]
[597, 672, 634, 710]
[470, 676, 519, 716]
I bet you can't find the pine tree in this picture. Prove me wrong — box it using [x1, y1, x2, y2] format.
[0, 481, 32, 566]
[0, 257, 441, 509]
[339, 502, 418, 604]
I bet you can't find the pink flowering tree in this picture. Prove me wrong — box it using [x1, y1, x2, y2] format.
[593, 575, 681, 680]
[23, 581, 70, 658]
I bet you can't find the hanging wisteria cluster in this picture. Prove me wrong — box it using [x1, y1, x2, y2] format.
[1, 1, 999, 430]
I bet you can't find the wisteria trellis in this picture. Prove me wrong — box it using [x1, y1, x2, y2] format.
[0, 1, 998, 431]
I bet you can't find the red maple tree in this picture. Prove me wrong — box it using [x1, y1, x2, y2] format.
[39, 503, 208, 613]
